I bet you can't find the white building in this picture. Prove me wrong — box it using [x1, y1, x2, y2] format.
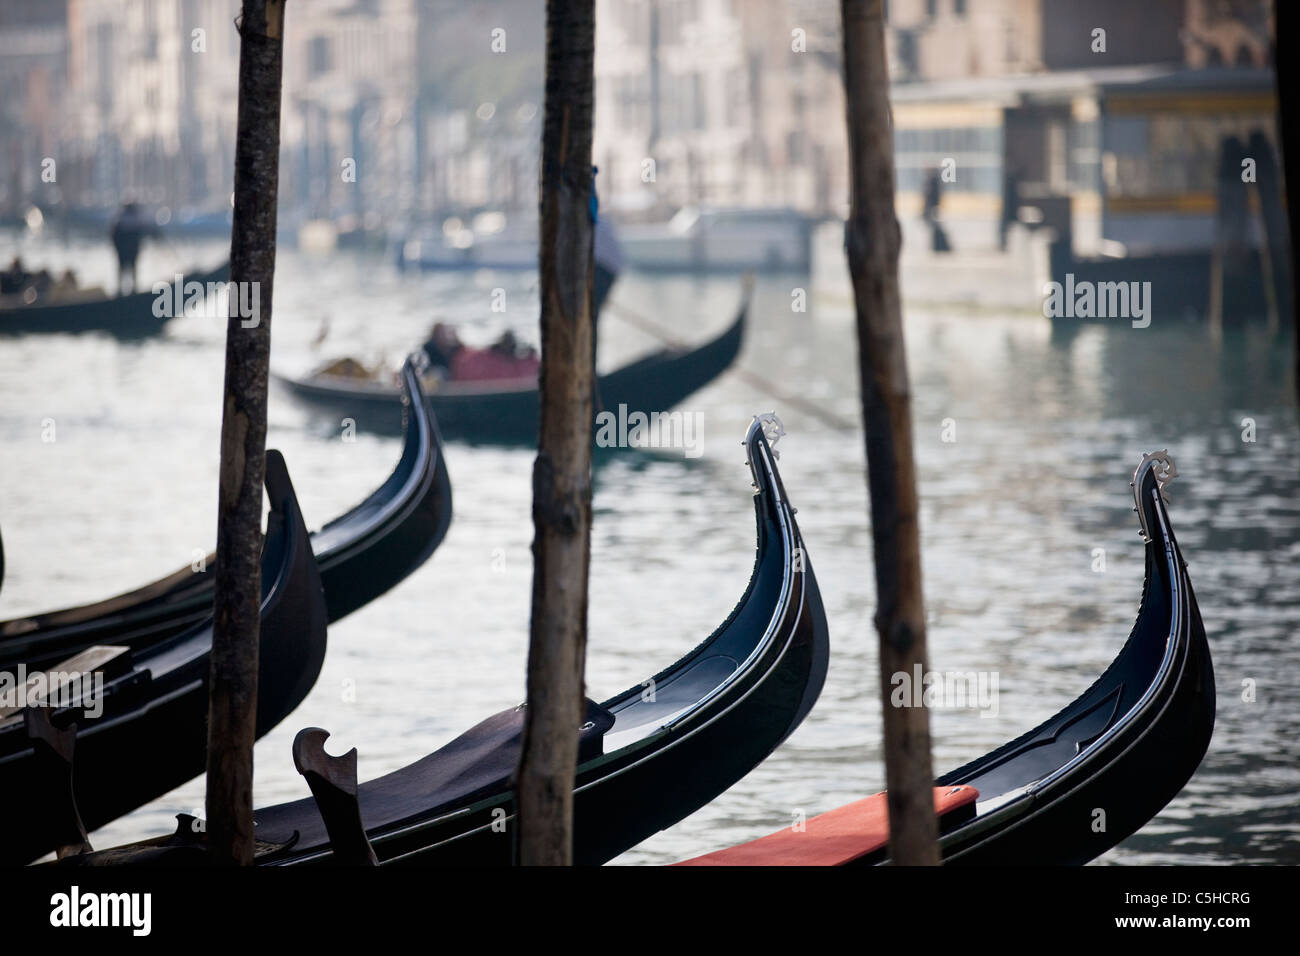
[29, 0, 423, 221]
[593, 0, 848, 219]
[282, 0, 419, 224]
[0, 1, 69, 214]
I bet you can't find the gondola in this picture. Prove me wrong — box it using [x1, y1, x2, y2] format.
[58, 416, 829, 866]
[0, 360, 450, 672]
[274, 286, 748, 442]
[676, 450, 1215, 866]
[0, 262, 231, 338]
[1, 450, 329, 865]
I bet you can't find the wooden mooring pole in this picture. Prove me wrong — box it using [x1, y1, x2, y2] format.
[205, 0, 287, 866]
[839, 0, 940, 865]
[515, 0, 597, 866]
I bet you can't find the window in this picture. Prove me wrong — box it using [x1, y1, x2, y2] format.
[691, 72, 706, 129]
[1103, 111, 1278, 197]
[787, 131, 805, 164]
[309, 36, 332, 77]
[725, 67, 747, 118]
[892, 123, 1002, 193]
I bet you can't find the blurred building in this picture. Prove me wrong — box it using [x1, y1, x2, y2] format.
[594, 0, 850, 218]
[1182, 0, 1273, 68]
[282, 0, 418, 228]
[883, 0, 1277, 253]
[58, 0, 239, 215]
[885, 0, 1186, 81]
[0, 1, 70, 217]
[594, 0, 1278, 257]
[0, 0, 546, 231]
[0, 0, 1282, 251]
[410, 0, 544, 220]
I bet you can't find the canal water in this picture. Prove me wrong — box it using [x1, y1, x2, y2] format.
[1, 231, 1296, 865]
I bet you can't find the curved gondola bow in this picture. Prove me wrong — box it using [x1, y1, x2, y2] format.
[54, 415, 829, 867]
[675, 450, 1215, 866]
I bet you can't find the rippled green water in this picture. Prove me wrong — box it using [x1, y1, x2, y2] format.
[1, 232, 1296, 865]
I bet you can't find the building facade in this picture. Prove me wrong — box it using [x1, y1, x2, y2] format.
[0, 0, 1281, 249]
[592, 0, 1277, 255]
[593, 0, 850, 218]
[0, 1, 71, 217]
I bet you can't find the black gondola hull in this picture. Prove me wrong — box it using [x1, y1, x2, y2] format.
[275, 295, 747, 443]
[937, 592, 1215, 866]
[0, 263, 231, 338]
[0, 452, 329, 865]
[674, 452, 1215, 868]
[370, 562, 827, 866]
[0, 362, 450, 670]
[55, 421, 829, 868]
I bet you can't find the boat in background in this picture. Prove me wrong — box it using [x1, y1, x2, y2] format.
[397, 212, 538, 271]
[0, 261, 230, 338]
[277, 282, 748, 442]
[676, 450, 1215, 866]
[618, 206, 814, 273]
[159, 208, 234, 239]
[397, 206, 815, 275]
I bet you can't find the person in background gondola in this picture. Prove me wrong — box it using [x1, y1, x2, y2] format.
[110, 202, 157, 295]
[591, 202, 622, 368]
[593, 213, 621, 317]
[416, 191, 620, 386]
[489, 328, 535, 361]
[0, 256, 25, 295]
[420, 322, 463, 379]
[1000, 164, 1022, 252]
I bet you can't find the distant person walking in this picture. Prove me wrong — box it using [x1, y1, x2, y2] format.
[110, 202, 156, 295]
[0, 256, 26, 295]
[1000, 165, 1022, 251]
[921, 167, 951, 253]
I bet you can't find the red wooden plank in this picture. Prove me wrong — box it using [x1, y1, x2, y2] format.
[675, 785, 978, 867]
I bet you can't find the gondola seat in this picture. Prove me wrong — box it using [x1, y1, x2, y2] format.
[674, 785, 979, 866]
[388, 697, 617, 801]
[239, 697, 619, 856]
[0, 645, 132, 729]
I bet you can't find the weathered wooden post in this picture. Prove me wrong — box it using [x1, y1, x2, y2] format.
[1249, 129, 1289, 335]
[515, 0, 597, 866]
[839, 0, 940, 865]
[205, 0, 287, 866]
